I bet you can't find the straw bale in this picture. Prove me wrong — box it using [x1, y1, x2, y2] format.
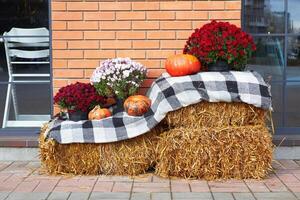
[165, 102, 266, 128]
[155, 125, 273, 180]
[39, 124, 164, 176]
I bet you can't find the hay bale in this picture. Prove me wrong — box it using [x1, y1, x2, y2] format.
[39, 125, 101, 175]
[98, 125, 165, 176]
[165, 102, 266, 128]
[39, 124, 164, 176]
[155, 125, 273, 180]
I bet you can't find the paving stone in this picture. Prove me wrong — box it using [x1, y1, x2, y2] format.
[151, 192, 171, 200]
[112, 182, 132, 192]
[172, 192, 213, 199]
[233, 193, 255, 200]
[212, 192, 234, 200]
[0, 192, 9, 200]
[132, 182, 170, 193]
[89, 192, 130, 200]
[253, 192, 297, 200]
[68, 192, 90, 200]
[130, 193, 150, 200]
[47, 192, 70, 200]
[6, 192, 49, 200]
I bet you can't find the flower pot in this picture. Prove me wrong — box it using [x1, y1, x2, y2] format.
[68, 110, 88, 121]
[112, 98, 125, 114]
[208, 60, 230, 72]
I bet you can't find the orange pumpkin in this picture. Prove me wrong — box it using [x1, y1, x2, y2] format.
[88, 105, 112, 120]
[124, 95, 151, 116]
[165, 54, 201, 77]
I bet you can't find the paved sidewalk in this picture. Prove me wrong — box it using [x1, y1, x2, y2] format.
[0, 160, 298, 199]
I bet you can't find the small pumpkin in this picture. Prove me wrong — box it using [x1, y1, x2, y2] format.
[165, 54, 201, 77]
[124, 95, 151, 116]
[88, 105, 111, 120]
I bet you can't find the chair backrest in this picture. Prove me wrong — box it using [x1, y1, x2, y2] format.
[3, 27, 49, 59]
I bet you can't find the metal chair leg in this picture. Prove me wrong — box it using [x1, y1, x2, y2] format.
[2, 83, 12, 128]
[11, 83, 19, 120]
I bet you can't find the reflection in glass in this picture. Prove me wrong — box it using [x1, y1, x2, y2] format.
[246, 36, 284, 81]
[286, 82, 300, 127]
[270, 83, 283, 128]
[287, 36, 300, 81]
[0, 83, 51, 128]
[244, 0, 284, 33]
[288, 0, 300, 33]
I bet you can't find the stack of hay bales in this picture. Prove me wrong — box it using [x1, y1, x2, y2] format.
[155, 102, 273, 180]
[39, 102, 273, 179]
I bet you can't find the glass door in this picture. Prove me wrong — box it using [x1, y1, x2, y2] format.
[0, 0, 51, 129]
[243, 0, 300, 134]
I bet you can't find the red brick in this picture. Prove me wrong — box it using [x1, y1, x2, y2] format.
[53, 50, 83, 59]
[225, 1, 242, 10]
[160, 21, 192, 30]
[84, 69, 95, 78]
[84, 31, 115, 40]
[100, 40, 132, 49]
[53, 69, 84, 78]
[68, 21, 98, 30]
[100, 21, 131, 30]
[116, 12, 145, 20]
[193, 1, 225, 10]
[68, 60, 99, 69]
[192, 21, 210, 29]
[53, 60, 67, 68]
[117, 50, 145, 59]
[52, 2, 66, 11]
[209, 11, 241, 20]
[53, 79, 68, 88]
[67, 2, 98, 11]
[68, 40, 99, 49]
[176, 31, 193, 39]
[52, 41, 67, 49]
[84, 12, 115, 21]
[176, 11, 208, 20]
[52, 12, 82, 21]
[160, 2, 192, 10]
[136, 59, 161, 68]
[147, 69, 165, 78]
[99, 2, 131, 11]
[147, 31, 175, 39]
[52, 21, 67, 30]
[116, 31, 146, 40]
[133, 40, 159, 49]
[132, 2, 159, 11]
[147, 50, 175, 59]
[52, 31, 83, 40]
[84, 50, 115, 59]
[160, 40, 186, 49]
[147, 11, 175, 20]
[132, 21, 159, 30]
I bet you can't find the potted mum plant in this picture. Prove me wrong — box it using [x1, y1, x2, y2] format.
[90, 57, 147, 113]
[54, 82, 106, 121]
[183, 20, 256, 71]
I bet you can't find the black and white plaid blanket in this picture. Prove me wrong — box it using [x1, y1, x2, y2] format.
[45, 71, 272, 144]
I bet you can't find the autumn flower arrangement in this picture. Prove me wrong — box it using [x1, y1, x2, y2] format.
[183, 20, 256, 71]
[90, 57, 147, 100]
[54, 82, 106, 113]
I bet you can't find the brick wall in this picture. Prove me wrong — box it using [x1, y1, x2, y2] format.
[51, 0, 241, 112]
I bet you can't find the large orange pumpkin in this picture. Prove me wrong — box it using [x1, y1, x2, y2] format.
[124, 95, 151, 116]
[165, 54, 201, 77]
[88, 105, 112, 120]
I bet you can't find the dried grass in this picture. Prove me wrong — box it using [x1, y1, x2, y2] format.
[39, 124, 164, 176]
[39, 102, 273, 179]
[155, 125, 273, 180]
[165, 102, 266, 128]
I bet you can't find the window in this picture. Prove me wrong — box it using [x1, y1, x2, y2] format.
[243, 0, 300, 134]
[0, 0, 51, 130]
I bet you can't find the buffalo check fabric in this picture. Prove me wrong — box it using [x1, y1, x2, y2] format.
[45, 71, 272, 144]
